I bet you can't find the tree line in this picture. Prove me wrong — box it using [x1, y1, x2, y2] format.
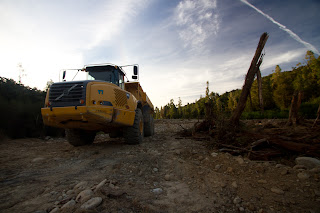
[155, 51, 320, 120]
[0, 77, 62, 139]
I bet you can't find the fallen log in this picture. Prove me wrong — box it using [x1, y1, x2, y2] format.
[250, 138, 269, 148]
[249, 149, 282, 161]
[269, 138, 320, 158]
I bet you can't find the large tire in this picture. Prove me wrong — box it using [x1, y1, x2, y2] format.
[124, 108, 144, 144]
[144, 114, 154, 137]
[65, 129, 96, 146]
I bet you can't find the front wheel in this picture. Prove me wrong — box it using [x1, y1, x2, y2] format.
[124, 109, 144, 144]
[65, 129, 96, 146]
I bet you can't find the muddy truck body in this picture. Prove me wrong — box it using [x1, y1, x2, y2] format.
[41, 64, 154, 146]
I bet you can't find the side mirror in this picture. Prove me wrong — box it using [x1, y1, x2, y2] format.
[62, 70, 66, 80]
[132, 75, 138, 80]
[133, 66, 138, 75]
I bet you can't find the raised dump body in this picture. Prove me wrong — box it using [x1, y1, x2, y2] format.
[41, 64, 154, 146]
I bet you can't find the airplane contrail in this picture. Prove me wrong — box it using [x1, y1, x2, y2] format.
[240, 0, 320, 55]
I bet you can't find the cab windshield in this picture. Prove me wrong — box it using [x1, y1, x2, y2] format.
[86, 65, 124, 88]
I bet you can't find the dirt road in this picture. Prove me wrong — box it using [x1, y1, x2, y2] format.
[0, 120, 319, 213]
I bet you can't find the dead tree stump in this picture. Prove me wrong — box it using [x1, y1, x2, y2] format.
[287, 91, 302, 126]
[230, 32, 269, 126]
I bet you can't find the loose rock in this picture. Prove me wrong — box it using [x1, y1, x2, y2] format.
[233, 196, 241, 204]
[94, 179, 107, 192]
[74, 181, 88, 190]
[271, 187, 284, 194]
[61, 199, 76, 209]
[235, 156, 244, 165]
[49, 207, 59, 213]
[281, 169, 288, 175]
[231, 181, 238, 188]
[164, 174, 170, 181]
[32, 157, 45, 163]
[293, 165, 307, 170]
[109, 183, 115, 189]
[215, 164, 221, 170]
[258, 180, 267, 184]
[247, 203, 255, 211]
[44, 136, 52, 140]
[76, 189, 94, 203]
[80, 197, 103, 210]
[297, 172, 310, 180]
[227, 167, 233, 173]
[66, 190, 74, 195]
[151, 188, 163, 194]
[220, 182, 227, 188]
[211, 152, 218, 157]
[295, 157, 320, 169]
[275, 164, 284, 168]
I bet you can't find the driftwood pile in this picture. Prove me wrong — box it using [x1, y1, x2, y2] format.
[184, 120, 320, 161]
[213, 131, 320, 160]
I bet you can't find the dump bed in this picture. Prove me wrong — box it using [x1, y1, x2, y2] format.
[125, 82, 154, 111]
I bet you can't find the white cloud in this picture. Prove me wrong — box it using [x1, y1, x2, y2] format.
[261, 48, 305, 71]
[174, 0, 220, 50]
[85, 0, 150, 49]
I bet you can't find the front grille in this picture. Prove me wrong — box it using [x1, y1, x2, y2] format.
[49, 82, 86, 107]
[114, 89, 127, 106]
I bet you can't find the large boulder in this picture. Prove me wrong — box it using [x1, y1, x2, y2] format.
[295, 157, 320, 169]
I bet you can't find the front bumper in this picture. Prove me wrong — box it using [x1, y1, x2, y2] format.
[41, 106, 114, 131]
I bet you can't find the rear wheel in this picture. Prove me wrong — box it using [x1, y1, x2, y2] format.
[124, 108, 144, 144]
[144, 114, 155, 137]
[65, 129, 96, 146]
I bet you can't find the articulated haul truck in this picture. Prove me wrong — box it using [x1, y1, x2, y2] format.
[41, 64, 154, 146]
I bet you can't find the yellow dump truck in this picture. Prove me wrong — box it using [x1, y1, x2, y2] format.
[41, 63, 154, 146]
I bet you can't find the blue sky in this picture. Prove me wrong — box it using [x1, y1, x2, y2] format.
[0, 0, 319, 107]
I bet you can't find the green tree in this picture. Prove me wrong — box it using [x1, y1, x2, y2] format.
[271, 65, 294, 110]
[297, 51, 320, 98]
[227, 90, 241, 111]
[154, 107, 161, 119]
[168, 99, 178, 119]
[177, 97, 183, 118]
